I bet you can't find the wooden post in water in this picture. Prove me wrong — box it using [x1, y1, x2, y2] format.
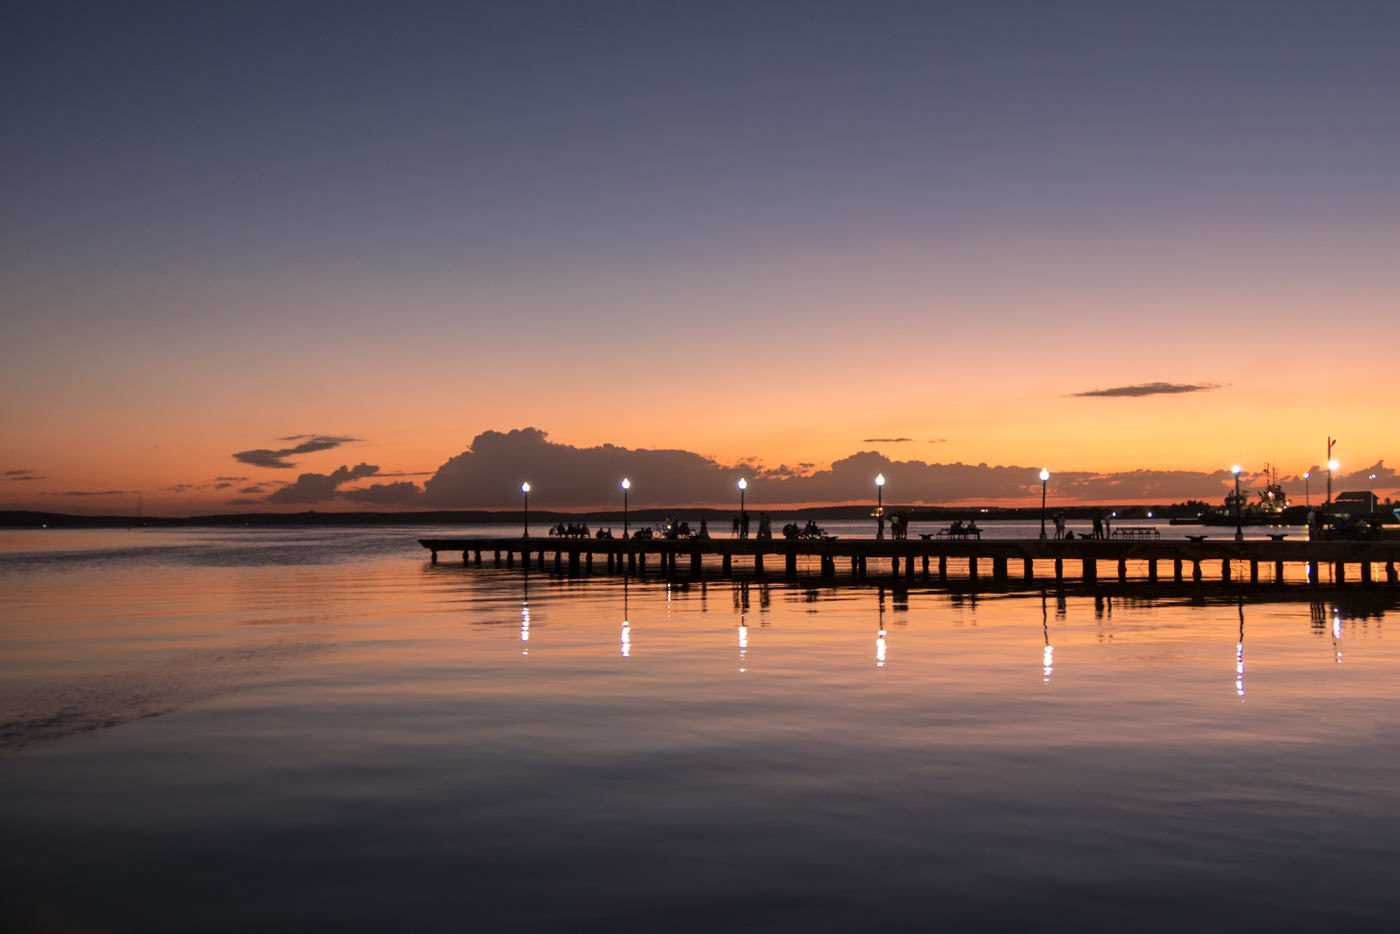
[1387, 561, 1397, 586]
[1148, 559, 1157, 583]
[474, 550, 482, 567]
[1117, 558, 1127, 583]
[1173, 558, 1183, 583]
[923, 555, 930, 578]
[939, 555, 948, 582]
[754, 554, 764, 576]
[1023, 558, 1034, 582]
[692, 552, 702, 575]
[569, 551, 581, 575]
[721, 553, 731, 577]
[1361, 561, 1372, 586]
[494, 550, 501, 566]
[968, 556, 979, 584]
[1054, 558, 1063, 584]
[786, 553, 797, 580]
[993, 556, 1007, 584]
[1192, 559, 1201, 583]
[506, 551, 514, 568]
[1249, 560, 1258, 585]
[1082, 557, 1095, 584]
[905, 555, 915, 579]
[1221, 559, 1231, 584]
[1308, 559, 1319, 586]
[1335, 561, 1345, 585]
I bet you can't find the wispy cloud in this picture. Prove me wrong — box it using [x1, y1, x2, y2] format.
[44, 490, 127, 497]
[232, 435, 360, 469]
[1070, 382, 1222, 398]
[4, 469, 43, 481]
[862, 437, 913, 443]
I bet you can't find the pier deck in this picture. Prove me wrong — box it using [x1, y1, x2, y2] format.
[421, 536, 1400, 588]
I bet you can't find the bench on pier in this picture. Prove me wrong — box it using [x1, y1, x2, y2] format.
[933, 526, 981, 541]
[1111, 526, 1161, 540]
[1268, 533, 1288, 541]
[1186, 534, 1208, 543]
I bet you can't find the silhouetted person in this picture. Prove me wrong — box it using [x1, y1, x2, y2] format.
[1092, 514, 1103, 539]
[697, 516, 709, 539]
[733, 515, 740, 537]
[758, 512, 771, 540]
[741, 511, 750, 539]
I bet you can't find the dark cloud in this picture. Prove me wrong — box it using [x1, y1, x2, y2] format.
[5, 470, 43, 481]
[1070, 382, 1222, 398]
[233, 435, 360, 469]
[342, 481, 423, 505]
[239, 486, 265, 494]
[214, 476, 246, 483]
[862, 437, 913, 443]
[44, 490, 126, 496]
[213, 482, 234, 490]
[265, 463, 379, 504]
[226, 498, 261, 505]
[928, 438, 949, 444]
[164, 484, 197, 493]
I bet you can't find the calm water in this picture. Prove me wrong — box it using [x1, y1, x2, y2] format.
[3, 525, 1399, 932]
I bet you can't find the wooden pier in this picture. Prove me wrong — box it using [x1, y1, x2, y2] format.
[421, 536, 1400, 589]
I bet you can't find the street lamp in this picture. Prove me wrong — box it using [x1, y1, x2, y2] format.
[1302, 472, 1310, 508]
[621, 478, 630, 538]
[1231, 466, 1243, 541]
[521, 481, 531, 537]
[737, 478, 747, 539]
[875, 474, 886, 539]
[1039, 468, 1050, 540]
[1326, 436, 1338, 507]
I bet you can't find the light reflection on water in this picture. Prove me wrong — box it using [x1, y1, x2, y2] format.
[2, 528, 1400, 932]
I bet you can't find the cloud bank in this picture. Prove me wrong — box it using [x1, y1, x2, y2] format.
[271, 427, 1387, 510]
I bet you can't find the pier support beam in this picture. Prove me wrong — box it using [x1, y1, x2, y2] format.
[993, 556, 1007, 584]
[1148, 559, 1157, 583]
[1361, 561, 1372, 586]
[754, 554, 764, 576]
[1023, 558, 1034, 583]
[938, 555, 948, 582]
[1117, 558, 1127, 583]
[430, 550, 438, 565]
[1335, 562, 1345, 586]
[1173, 558, 1183, 583]
[474, 550, 482, 567]
[569, 551, 580, 575]
[629, 553, 638, 573]
[1249, 560, 1258, 585]
[721, 554, 731, 577]
[506, 551, 514, 568]
[1192, 560, 1201, 583]
[1308, 560, 1319, 586]
[1274, 559, 1284, 584]
[786, 553, 798, 580]
[692, 552, 702, 575]
[968, 556, 979, 584]
[1388, 562, 1397, 586]
[1054, 558, 1063, 584]
[1221, 559, 1231, 584]
[494, 550, 501, 566]
[906, 555, 915, 579]
[923, 555, 930, 578]
[1082, 558, 1096, 585]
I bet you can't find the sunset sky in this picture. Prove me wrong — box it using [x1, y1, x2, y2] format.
[3, 1, 1397, 514]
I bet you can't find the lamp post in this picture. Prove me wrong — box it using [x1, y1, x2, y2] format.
[1326, 436, 1338, 507]
[737, 477, 747, 539]
[1231, 466, 1243, 541]
[875, 474, 885, 539]
[521, 482, 531, 537]
[621, 478, 630, 539]
[1039, 468, 1050, 540]
[1303, 472, 1310, 508]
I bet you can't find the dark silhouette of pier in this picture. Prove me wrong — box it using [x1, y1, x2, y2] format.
[421, 536, 1400, 589]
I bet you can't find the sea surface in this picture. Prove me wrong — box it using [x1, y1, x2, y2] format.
[3, 523, 1400, 932]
